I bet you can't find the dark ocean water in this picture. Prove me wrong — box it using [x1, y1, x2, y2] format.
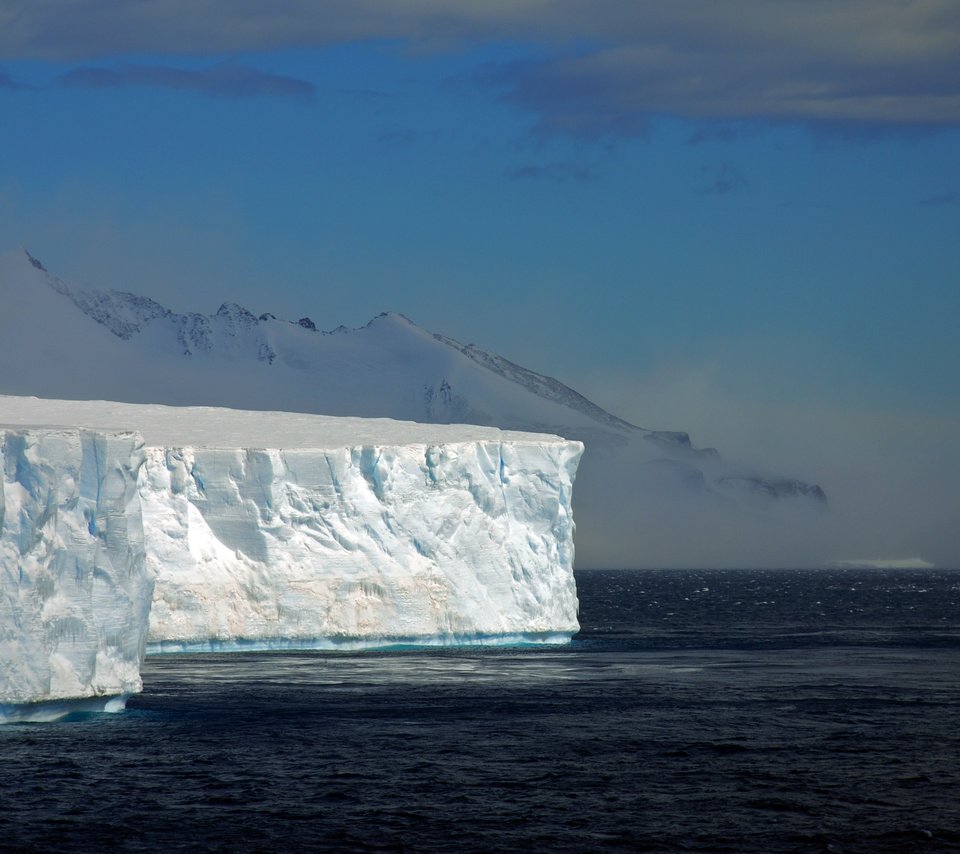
[2, 568, 960, 853]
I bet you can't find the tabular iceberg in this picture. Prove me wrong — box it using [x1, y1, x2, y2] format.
[0, 425, 150, 721]
[1, 397, 583, 658]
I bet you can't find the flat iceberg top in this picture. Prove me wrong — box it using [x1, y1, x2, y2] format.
[0, 395, 572, 450]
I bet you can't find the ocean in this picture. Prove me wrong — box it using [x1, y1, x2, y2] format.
[2, 568, 959, 853]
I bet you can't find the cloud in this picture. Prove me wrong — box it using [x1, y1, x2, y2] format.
[57, 63, 315, 101]
[489, 31, 960, 139]
[699, 163, 747, 196]
[505, 161, 596, 182]
[3, 1, 960, 135]
[473, 57, 652, 142]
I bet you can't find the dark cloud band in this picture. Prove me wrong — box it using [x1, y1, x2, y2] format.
[57, 63, 315, 101]
[4, 1, 959, 131]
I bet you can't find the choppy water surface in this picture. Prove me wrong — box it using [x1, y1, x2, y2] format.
[2, 568, 959, 852]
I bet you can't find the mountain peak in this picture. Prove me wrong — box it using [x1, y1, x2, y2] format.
[0, 248, 47, 276]
[23, 249, 46, 272]
[0, 248, 73, 300]
[216, 302, 258, 323]
[366, 311, 416, 327]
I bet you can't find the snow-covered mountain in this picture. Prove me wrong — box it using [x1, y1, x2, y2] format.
[0, 249, 827, 567]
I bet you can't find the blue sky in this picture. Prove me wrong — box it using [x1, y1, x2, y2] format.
[1, 2, 959, 558]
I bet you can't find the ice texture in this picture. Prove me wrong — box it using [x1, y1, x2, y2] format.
[0, 426, 150, 715]
[0, 397, 583, 652]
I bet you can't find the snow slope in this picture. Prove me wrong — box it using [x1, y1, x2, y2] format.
[0, 425, 150, 718]
[0, 396, 581, 651]
[0, 249, 827, 567]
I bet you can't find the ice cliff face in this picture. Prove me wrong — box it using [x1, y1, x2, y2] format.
[1, 398, 582, 657]
[0, 426, 150, 717]
[143, 439, 580, 649]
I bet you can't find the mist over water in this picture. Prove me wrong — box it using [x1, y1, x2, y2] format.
[2, 568, 958, 853]
[585, 359, 960, 569]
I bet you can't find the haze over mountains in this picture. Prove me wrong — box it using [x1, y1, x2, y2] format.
[0, 248, 829, 567]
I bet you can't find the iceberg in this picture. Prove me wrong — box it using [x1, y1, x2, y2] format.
[1, 396, 582, 660]
[1, 425, 150, 721]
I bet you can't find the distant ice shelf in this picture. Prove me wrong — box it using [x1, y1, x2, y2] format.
[826, 558, 935, 569]
[1, 396, 583, 711]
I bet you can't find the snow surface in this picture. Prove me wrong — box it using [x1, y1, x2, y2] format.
[0, 425, 150, 716]
[0, 248, 827, 568]
[0, 396, 582, 653]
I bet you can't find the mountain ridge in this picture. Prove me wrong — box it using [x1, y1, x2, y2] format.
[0, 248, 828, 567]
[14, 248, 704, 446]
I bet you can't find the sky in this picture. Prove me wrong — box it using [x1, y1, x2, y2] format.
[1, 1, 959, 563]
